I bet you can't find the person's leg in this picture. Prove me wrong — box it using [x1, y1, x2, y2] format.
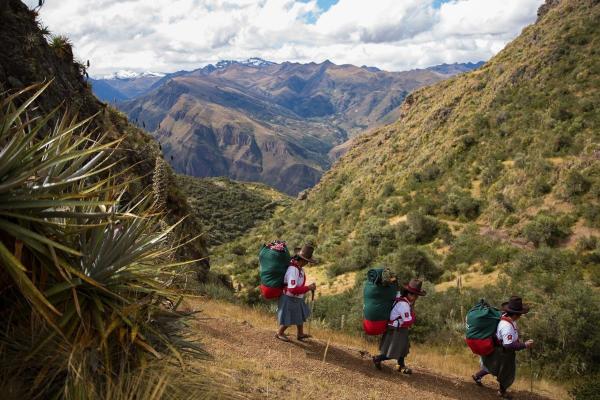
[396, 357, 412, 374]
[275, 325, 290, 341]
[372, 354, 388, 370]
[472, 358, 489, 385]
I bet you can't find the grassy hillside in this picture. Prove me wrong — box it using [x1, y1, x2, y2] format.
[213, 0, 600, 386]
[176, 175, 291, 246]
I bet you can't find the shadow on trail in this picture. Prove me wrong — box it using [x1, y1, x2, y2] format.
[292, 338, 551, 400]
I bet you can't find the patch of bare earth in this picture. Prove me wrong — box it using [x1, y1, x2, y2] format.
[187, 299, 561, 400]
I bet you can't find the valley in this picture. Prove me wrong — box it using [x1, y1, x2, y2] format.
[95, 60, 483, 194]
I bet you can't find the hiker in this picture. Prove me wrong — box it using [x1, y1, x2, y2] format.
[472, 296, 534, 399]
[275, 244, 317, 342]
[372, 278, 426, 374]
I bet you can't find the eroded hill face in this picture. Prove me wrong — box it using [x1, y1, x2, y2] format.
[118, 61, 480, 195]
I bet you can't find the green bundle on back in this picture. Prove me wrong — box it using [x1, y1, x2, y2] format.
[363, 268, 398, 335]
[465, 299, 502, 355]
[258, 241, 291, 299]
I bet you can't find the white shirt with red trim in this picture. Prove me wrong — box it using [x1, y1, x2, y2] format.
[388, 294, 415, 328]
[496, 317, 519, 345]
[283, 265, 307, 298]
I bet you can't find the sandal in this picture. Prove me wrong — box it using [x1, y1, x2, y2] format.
[275, 333, 290, 342]
[372, 357, 382, 370]
[395, 365, 412, 374]
[472, 374, 483, 386]
[297, 334, 312, 341]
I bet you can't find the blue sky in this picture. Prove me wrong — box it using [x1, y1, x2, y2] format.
[27, 0, 544, 76]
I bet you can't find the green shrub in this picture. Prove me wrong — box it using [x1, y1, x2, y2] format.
[385, 246, 442, 282]
[577, 236, 599, 252]
[570, 378, 600, 400]
[381, 182, 395, 197]
[581, 203, 600, 228]
[590, 264, 600, 287]
[480, 160, 503, 186]
[442, 189, 481, 220]
[522, 214, 572, 247]
[563, 170, 591, 197]
[406, 210, 439, 244]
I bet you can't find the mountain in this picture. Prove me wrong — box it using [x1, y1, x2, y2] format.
[116, 59, 482, 194]
[214, 0, 600, 383]
[91, 70, 166, 99]
[88, 78, 128, 102]
[425, 61, 486, 75]
[0, 0, 209, 277]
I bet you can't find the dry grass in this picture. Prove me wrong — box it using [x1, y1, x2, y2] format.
[184, 297, 568, 400]
[564, 218, 600, 249]
[305, 265, 357, 296]
[435, 270, 502, 292]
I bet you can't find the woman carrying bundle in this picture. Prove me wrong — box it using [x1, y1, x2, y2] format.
[472, 296, 534, 399]
[275, 245, 317, 342]
[372, 278, 426, 374]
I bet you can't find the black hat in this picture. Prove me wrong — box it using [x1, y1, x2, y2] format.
[403, 278, 426, 296]
[501, 296, 530, 314]
[297, 245, 317, 263]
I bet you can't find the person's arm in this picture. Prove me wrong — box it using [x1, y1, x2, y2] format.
[503, 341, 527, 351]
[499, 322, 527, 351]
[389, 301, 414, 328]
[397, 302, 414, 328]
[286, 269, 310, 295]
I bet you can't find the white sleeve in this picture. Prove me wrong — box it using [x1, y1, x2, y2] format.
[389, 301, 412, 326]
[498, 321, 517, 345]
[284, 267, 300, 289]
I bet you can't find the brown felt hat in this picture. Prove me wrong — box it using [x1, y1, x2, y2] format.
[296, 244, 317, 263]
[404, 278, 426, 296]
[501, 296, 530, 314]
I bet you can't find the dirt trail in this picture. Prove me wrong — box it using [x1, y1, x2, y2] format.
[190, 302, 554, 400]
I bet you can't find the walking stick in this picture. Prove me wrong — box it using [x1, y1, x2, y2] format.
[529, 347, 534, 394]
[308, 289, 315, 335]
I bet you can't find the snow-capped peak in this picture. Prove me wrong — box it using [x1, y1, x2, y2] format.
[212, 58, 275, 70]
[101, 70, 166, 80]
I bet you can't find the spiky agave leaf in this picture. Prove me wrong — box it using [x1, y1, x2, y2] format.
[0, 83, 120, 327]
[0, 84, 203, 398]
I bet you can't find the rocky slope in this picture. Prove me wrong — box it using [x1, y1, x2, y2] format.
[0, 0, 210, 277]
[117, 60, 482, 194]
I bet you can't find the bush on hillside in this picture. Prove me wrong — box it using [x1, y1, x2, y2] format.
[384, 246, 442, 282]
[581, 203, 600, 228]
[441, 189, 481, 220]
[562, 170, 591, 198]
[443, 226, 513, 270]
[406, 210, 440, 244]
[480, 160, 504, 186]
[522, 213, 573, 247]
[570, 379, 600, 400]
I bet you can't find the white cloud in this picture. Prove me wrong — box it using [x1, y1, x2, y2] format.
[24, 0, 544, 76]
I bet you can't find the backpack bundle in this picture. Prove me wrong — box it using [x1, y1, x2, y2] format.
[465, 299, 502, 356]
[258, 240, 291, 300]
[362, 268, 398, 335]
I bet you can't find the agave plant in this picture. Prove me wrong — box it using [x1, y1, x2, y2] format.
[49, 35, 73, 59]
[0, 84, 202, 399]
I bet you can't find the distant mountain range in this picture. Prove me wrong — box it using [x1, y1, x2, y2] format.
[91, 59, 484, 194]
